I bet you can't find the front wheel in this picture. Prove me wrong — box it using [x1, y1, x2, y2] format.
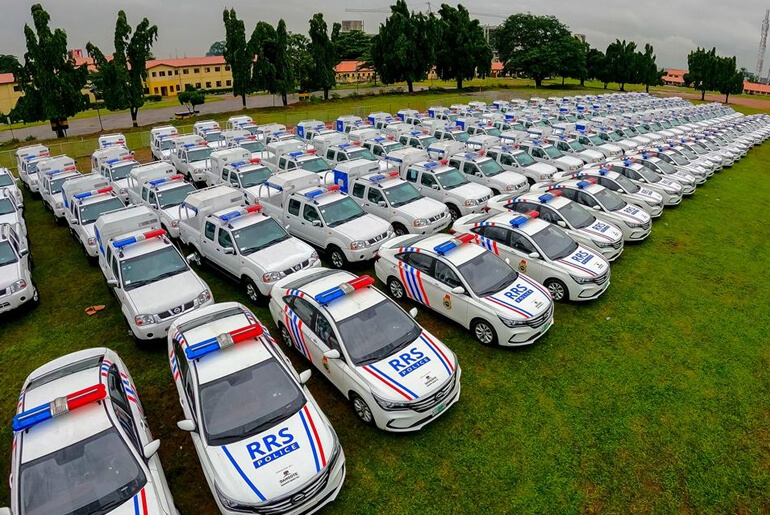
[392, 223, 408, 236]
[278, 323, 294, 350]
[350, 393, 376, 426]
[448, 205, 461, 222]
[328, 246, 347, 269]
[242, 277, 262, 305]
[388, 277, 406, 300]
[545, 279, 568, 301]
[472, 319, 498, 347]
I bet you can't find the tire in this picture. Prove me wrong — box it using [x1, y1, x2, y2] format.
[278, 323, 294, 349]
[472, 318, 498, 347]
[491, 189, 500, 196]
[392, 223, 408, 236]
[350, 393, 376, 427]
[328, 246, 347, 269]
[387, 277, 406, 300]
[545, 279, 568, 302]
[447, 204, 461, 222]
[25, 284, 40, 312]
[242, 277, 262, 305]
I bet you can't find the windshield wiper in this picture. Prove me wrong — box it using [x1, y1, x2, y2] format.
[241, 235, 289, 254]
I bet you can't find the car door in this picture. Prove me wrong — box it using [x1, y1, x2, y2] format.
[419, 172, 440, 201]
[509, 231, 545, 278]
[430, 258, 470, 324]
[110, 255, 130, 308]
[300, 203, 325, 246]
[282, 295, 317, 364]
[396, 251, 437, 309]
[306, 306, 351, 393]
[285, 198, 302, 237]
[201, 220, 218, 258]
[212, 227, 238, 275]
[365, 187, 389, 219]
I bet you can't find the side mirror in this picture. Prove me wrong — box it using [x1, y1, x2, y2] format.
[557, 220, 567, 228]
[592, 205, 601, 211]
[177, 419, 197, 432]
[528, 252, 540, 259]
[223, 247, 235, 255]
[504, 257, 511, 265]
[69, 217, 79, 225]
[143, 439, 161, 459]
[323, 349, 341, 360]
[19, 248, 29, 257]
[106, 279, 119, 288]
[285, 224, 291, 230]
[431, 184, 440, 190]
[299, 369, 312, 384]
[311, 219, 322, 227]
[377, 200, 387, 208]
[450, 285, 466, 295]
[409, 307, 419, 318]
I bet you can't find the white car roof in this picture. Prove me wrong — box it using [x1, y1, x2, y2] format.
[399, 233, 484, 267]
[285, 269, 384, 321]
[478, 211, 550, 237]
[513, 191, 570, 209]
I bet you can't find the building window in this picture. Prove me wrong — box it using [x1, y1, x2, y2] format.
[183, 69, 189, 75]
[205, 82, 212, 88]
[174, 70, 179, 75]
[152, 71, 157, 77]
[205, 67, 210, 73]
[195, 82, 201, 88]
[184, 83, 192, 90]
[215, 67, 220, 72]
[194, 68, 200, 73]
[226, 80, 232, 86]
[175, 84, 180, 92]
[225, 65, 230, 71]
[216, 81, 222, 88]
[13, 85, 21, 92]
[154, 87, 159, 94]
[159, 71, 166, 77]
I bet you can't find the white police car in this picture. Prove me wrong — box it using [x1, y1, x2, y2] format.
[533, 179, 652, 241]
[41, 168, 82, 223]
[0, 193, 27, 240]
[0, 168, 24, 209]
[168, 303, 345, 515]
[453, 211, 611, 301]
[602, 159, 684, 206]
[375, 233, 554, 346]
[560, 168, 664, 217]
[488, 191, 624, 261]
[270, 268, 461, 430]
[629, 154, 697, 195]
[0, 223, 37, 314]
[4, 348, 178, 515]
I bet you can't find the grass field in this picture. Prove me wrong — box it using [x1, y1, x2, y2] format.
[1, 105, 770, 514]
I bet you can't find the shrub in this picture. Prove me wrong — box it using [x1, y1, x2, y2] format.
[145, 94, 162, 102]
[24, 135, 36, 142]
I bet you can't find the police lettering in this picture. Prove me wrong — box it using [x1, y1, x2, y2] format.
[247, 428, 299, 469]
[571, 250, 593, 265]
[592, 221, 610, 233]
[389, 348, 431, 377]
[504, 284, 533, 303]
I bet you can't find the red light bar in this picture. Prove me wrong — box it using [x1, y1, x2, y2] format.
[143, 229, 166, 239]
[97, 186, 113, 194]
[478, 150, 486, 156]
[249, 158, 261, 163]
[229, 323, 264, 344]
[456, 233, 476, 244]
[326, 184, 341, 192]
[348, 275, 375, 290]
[306, 149, 317, 154]
[245, 204, 263, 213]
[550, 190, 563, 196]
[526, 210, 540, 218]
[440, 159, 449, 165]
[67, 384, 108, 411]
[352, 141, 362, 146]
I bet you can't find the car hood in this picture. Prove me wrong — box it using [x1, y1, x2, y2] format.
[578, 149, 604, 161]
[0, 262, 22, 290]
[191, 160, 210, 171]
[397, 197, 446, 219]
[599, 143, 623, 155]
[554, 245, 609, 278]
[555, 155, 584, 168]
[630, 187, 663, 204]
[578, 219, 623, 243]
[611, 203, 651, 225]
[333, 214, 391, 241]
[0, 212, 21, 227]
[480, 274, 552, 321]
[245, 237, 314, 273]
[125, 270, 205, 313]
[108, 483, 164, 514]
[357, 330, 457, 402]
[209, 403, 336, 503]
[489, 171, 527, 187]
[161, 204, 193, 222]
[448, 182, 491, 201]
[657, 177, 682, 191]
[527, 162, 558, 177]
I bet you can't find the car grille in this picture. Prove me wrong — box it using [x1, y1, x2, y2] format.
[428, 212, 446, 224]
[526, 304, 553, 328]
[156, 300, 195, 320]
[409, 373, 458, 413]
[515, 182, 527, 191]
[366, 231, 390, 246]
[0, 288, 6, 297]
[478, 194, 491, 203]
[282, 258, 311, 276]
[594, 270, 610, 285]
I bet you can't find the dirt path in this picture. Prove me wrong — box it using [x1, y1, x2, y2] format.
[659, 89, 770, 111]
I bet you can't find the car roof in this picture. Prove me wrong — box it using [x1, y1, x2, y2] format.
[406, 233, 484, 266]
[483, 211, 549, 236]
[293, 269, 385, 321]
[513, 192, 570, 209]
[552, 179, 603, 194]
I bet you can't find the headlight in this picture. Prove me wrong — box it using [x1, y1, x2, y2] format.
[464, 199, 478, 207]
[197, 289, 212, 305]
[498, 314, 527, 328]
[569, 165, 578, 171]
[87, 237, 97, 246]
[646, 199, 660, 207]
[215, 483, 252, 511]
[262, 271, 283, 283]
[372, 393, 410, 411]
[309, 251, 320, 264]
[9, 279, 27, 293]
[625, 220, 645, 228]
[539, 173, 552, 180]
[119, 188, 127, 194]
[54, 201, 63, 209]
[134, 314, 155, 326]
[593, 240, 614, 248]
[413, 218, 429, 227]
[350, 240, 368, 250]
[171, 219, 179, 228]
[570, 274, 593, 284]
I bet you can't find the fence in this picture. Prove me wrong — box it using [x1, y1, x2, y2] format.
[0, 91, 501, 172]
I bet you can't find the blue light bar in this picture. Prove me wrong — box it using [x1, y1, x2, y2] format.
[230, 161, 246, 168]
[423, 161, 438, 169]
[374, 137, 386, 143]
[289, 151, 304, 157]
[106, 158, 119, 164]
[304, 189, 323, 199]
[264, 181, 283, 191]
[576, 180, 591, 189]
[509, 215, 527, 227]
[367, 174, 386, 182]
[538, 193, 554, 203]
[315, 287, 346, 304]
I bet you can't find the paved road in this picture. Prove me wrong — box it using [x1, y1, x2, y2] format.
[0, 85, 434, 142]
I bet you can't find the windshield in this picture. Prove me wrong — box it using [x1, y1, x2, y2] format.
[613, 174, 639, 193]
[238, 167, 271, 188]
[453, 132, 470, 142]
[688, 143, 707, 154]
[458, 250, 518, 297]
[0, 175, 14, 187]
[635, 125, 649, 134]
[531, 224, 579, 260]
[680, 147, 698, 159]
[652, 159, 676, 173]
[625, 127, 639, 136]
[605, 132, 622, 142]
[346, 148, 377, 161]
[160, 139, 175, 150]
[51, 176, 75, 195]
[564, 115, 578, 122]
[588, 135, 605, 145]
[660, 120, 672, 128]
[109, 163, 136, 181]
[436, 169, 468, 189]
[0, 241, 18, 266]
[478, 159, 505, 177]
[514, 152, 536, 167]
[593, 188, 626, 211]
[417, 136, 438, 147]
[337, 299, 421, 366]
[544, 146, 564, 159]
[239, 141, 265, 153]
[0, 198, 15, 215]
[157, 184, 196, 209]
[383, 142, 405, 152]
[205, 132, 224, 143]
[320, 197, 365, 227]
[567, 140, 586, 152]
[200, 359, 305, 446]
[300, 157, 331, 173]
[485, 128, 502, 137]
[79, 197, 124, 225]
[557, 201, 594, 229]
[233, 218, 289, 254]
[120, 246, 188, 290]
[19, 428, 145, 515]
[667, 153, 688, 165]
[632, 164, 662, 183]
[188, 147, 212, 162]
[649, 122, 662, 130]
[383, 182, 422, 207]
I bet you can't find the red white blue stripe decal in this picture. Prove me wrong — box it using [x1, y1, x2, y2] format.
[557, 259, 597, 277]
[286, 288, 305, 298]
[133, 487, 148, 515]
[476, 235, 499, 255]
[284, 306, 312, 362]
[485, 295, 533, 318]
[222, 445, 267, 502]
[518, 274, 552, 299]
[398, 262, 430, 306]
[299, 405, 327, 473]
[420, 333, 454, 376]
[100, 359, 112, 378]
[170, 348, 179, 381]
[581, 227, 614, 242]
[172, 329, 188, 348]
[363, 364, 418, 400]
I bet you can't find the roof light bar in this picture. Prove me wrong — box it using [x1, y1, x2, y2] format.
[149, 175, 185, 186]
[74, 186, 113, 199]
[13, 384, 107, 432]
[185, 323, 264, 360]
[315, 274, 375, 304]
[113, 228, 166, 248]
[219, 204, 263, 222]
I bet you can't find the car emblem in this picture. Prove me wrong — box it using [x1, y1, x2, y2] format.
[518, 259, 528, 273]
[172, 307, 182, 314]
[292, 493, 305, 503]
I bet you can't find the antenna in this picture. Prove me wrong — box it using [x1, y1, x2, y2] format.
[756, 9, 769, 80]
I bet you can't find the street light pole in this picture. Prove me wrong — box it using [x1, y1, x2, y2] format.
[6, 117, 15, 141]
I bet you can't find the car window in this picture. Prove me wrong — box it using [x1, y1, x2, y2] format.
[463, 162, 477, 175]
[578, 191, 598, 207]
[288, 199, 301, 216]
[222, 168, 228, 180]
[557, 188, 577, 201]
[449, 159, 461, 169]
[303, 204, 320, 223]
[218, 228, 233, 248]
[403, 251, 434, 274]
[147, 190, 157, 206]
[405, 168, 419, 183]
[598, 177, 621, 192]
[111, 258, 120, 282]
[475, 225, 510, 245]
[367, 188, 384, 204]
[107, 366, 130, 413]
[141, 188, 149, 202]
[421, 173, 438, 188]
[500, 153, 515, 166]
[204, 221, 216, 240]
[326, 149, 335, 160]
[532, 148, 545, 158]
[352, 183, 365, 198]
[537, 206, 561, 224]
[434, 260, 462, 288]
[291, 296, 315, 326]
[313, 311, 338, 350]
[229, 174, 239, 186]
[278, 157, 287, 168]
[510, 232, 537, 253]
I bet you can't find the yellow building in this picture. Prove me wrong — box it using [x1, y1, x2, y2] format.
[334, 61, 375, 84]
[145, 56, 233, 97]
[0, 73, 23, 115]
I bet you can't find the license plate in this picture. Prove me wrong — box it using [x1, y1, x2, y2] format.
[542, 321, 552, 333]
[432, 403, 446, 416]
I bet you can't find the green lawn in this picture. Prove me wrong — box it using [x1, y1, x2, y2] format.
[1, 106, 770, 513]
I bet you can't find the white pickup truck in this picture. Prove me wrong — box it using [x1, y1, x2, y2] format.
[222, 131, 274, 162]
[485, 145, 558, 184]
[361, 135, 405, 157]
[322, 141, 379, 167]
[97, 153, 140, 203]
[62, 174, 125, 259]
[296, 119, 327, 140]
[39, 162, 81, 223]
[150, 125, 179, 161]
[447, 151, 529, 196]
[15, 145, 51, 194]
[95, 205, 213, 341]
[207, 151, 272, 205]
[193, 120, 227, 149]
[0, 168, 24, 209]
[126, 162, 197, 238]
[170, 135, 212, 184]
[97, 133, 127, 150]
[179, 185, 319, 302]
[257, 169, 393, 268]
[226, 114, 258, 134]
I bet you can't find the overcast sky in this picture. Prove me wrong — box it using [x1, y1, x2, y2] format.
[0, 0, 765, 72]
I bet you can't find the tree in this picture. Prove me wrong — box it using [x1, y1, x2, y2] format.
[178, 85, 205, 113]
[222, 9, 251, 108]
[308, 13, 340, 99]
[249, 22, 277, 94]
[206, 41, 225, 56]
[585, 46, 606, 84]
[637, 43, 664, 93]
[714, 55, 744, 103]
[556, 37, 587, 86]
[604, 39, 637, 91]
[684, 47, 718, 100]
[288, 33, 314, 92]
[494, 13, 572, 88]
[435, 4, 492, 89]
[0, 55, 20, 74]
[273, 20, 294, 106]
[86, 10, 158, 128]
[333, 30, 372, 61]
[11, 4, 89, 138]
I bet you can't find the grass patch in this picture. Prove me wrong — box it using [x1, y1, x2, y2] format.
[0, 105, 769, 514]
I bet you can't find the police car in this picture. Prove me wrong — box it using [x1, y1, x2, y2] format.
[629, 154, 697, 194]
[40, 167, 82, 223]
[0, 223, 37, 314]
[5, 348, 177, 515]
[452, 211, 611, 301]
[62, 175, 126, 259]
[485, 145, 558, 184]
[601, 159, 684, 206]
[487, 192, 624, 261]
[0, 193, 27, 240]
[270, 268, 461, 430]
[0, 167, 24, 209]
[559, 169, 664, 217]
[447, 151, 529, 196]
[375, 233, 554, 345]
[532, 179, 652, 241]
[518, 140, 584, 173]
[168, 303, 345, 515]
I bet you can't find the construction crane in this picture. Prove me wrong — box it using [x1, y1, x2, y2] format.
[755, 9, 769, 80]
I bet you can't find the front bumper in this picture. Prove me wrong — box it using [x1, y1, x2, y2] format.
[595, 242, 623, 262]
[625, 224, 651, 241]
[259, 259, 322, 296]
[502, 315, 554, 346]
[381, 370, 462, 431]
[571, 277, 611, 301]
[128, 297, 215, 340]
[412, 214, 451, 235]
[0, 283, 36, 314]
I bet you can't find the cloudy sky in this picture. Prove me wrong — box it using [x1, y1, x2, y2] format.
[0, 0, 764, 72]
